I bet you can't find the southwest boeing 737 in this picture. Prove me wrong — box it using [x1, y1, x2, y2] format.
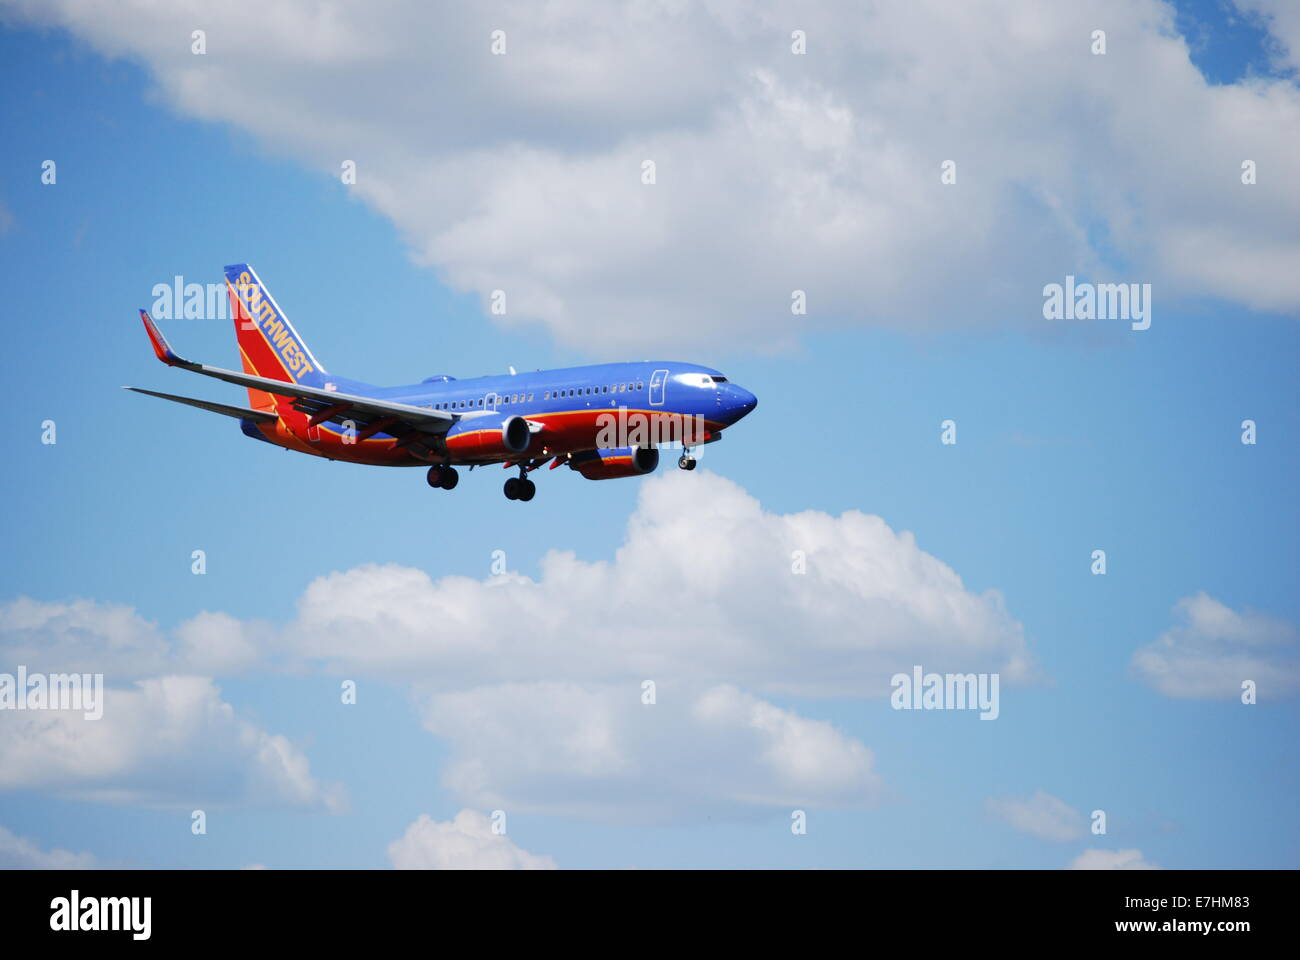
[128, 264, 757, 501]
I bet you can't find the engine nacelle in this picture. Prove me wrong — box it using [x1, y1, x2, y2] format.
[444, 413, 531, 459]
[570, 445, 660, 480]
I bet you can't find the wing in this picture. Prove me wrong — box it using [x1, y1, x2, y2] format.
[122, 386, 278, 422]
[137, 309, 457, 438]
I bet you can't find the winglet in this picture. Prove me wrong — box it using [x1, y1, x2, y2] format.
[139, 309, 184, 366]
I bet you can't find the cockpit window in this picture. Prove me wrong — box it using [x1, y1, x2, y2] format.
[712, 376, 727, 382]
[679, 373, 716, 388]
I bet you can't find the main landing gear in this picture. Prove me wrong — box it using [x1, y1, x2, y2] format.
[504, 476, 535, 501]
[503, 461, 542, 501]
[426, 465, 459, 490]
[678, 450, 697, 471]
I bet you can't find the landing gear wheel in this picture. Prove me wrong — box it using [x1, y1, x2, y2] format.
[678, 455, 697, 471]
[427, 466, 459, 490]
[504, 477, 521, 500]
[517, 478, 536, 501]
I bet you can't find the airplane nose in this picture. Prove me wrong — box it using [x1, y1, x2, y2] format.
[725, 385, 757, 422]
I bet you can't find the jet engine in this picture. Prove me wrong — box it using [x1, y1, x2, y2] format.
[443, 413, 531, 458]
[570, 445, 660, 480]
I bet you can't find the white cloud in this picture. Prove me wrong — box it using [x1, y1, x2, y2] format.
[388, 809, 556, 869]
[1234, 0, 1300, 72]
[1069, 848, 1159, 870]
[0, 676, 345, 811]
[1133, 593, 1300, 699]
[0, 597, 267, 680]
[5, 0, 1297, 352]
[286, 471, 1035, 698]
[420, 682, 881, 821]
[174, 611, 262, 675]
[0, 596, 171, 678]
[1, 472, 1024, 821]
[3, 474, 1034, 698]
[987, 790, 1085, 842]
[0, 824, 96, 868]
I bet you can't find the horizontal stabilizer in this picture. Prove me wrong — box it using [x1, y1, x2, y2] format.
[123, 386, 278, 423]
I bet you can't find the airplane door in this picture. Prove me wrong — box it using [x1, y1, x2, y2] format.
[649, 369, 668, 406]
[485, 392, 500, 412]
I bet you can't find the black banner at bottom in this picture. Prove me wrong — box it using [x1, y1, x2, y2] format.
[0, 868, 1287, 946]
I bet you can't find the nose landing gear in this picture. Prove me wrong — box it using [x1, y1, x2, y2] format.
[678, 451, 697, 471]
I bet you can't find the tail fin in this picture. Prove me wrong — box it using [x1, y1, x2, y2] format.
[224, 264, 326, 411]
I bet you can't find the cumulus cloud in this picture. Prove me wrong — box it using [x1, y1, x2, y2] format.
[4, 0, 1297, 352]
[1069, 848, 1159, 870]
[284, 470, 1021, 819]
[388, 809, 556, 869]
[421, 682, 881, 821]
[1132, 593, 1300, 699]
[1234, 0, 1300, 72]
[0, 824, 96, 868]
[1, 472, 1026, 821]
[0, 597, 266, 680]
[287, 471, 1035, 697]
[0, 676, 345, 811]
[987, 790, 1085, 842]
[0, 596, 171, 678]
[174, 611, 262, 675]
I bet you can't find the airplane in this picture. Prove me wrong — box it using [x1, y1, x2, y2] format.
[128, 264, 757, 501]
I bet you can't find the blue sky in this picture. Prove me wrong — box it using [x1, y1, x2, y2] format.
[0, 1, 1297, 869]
